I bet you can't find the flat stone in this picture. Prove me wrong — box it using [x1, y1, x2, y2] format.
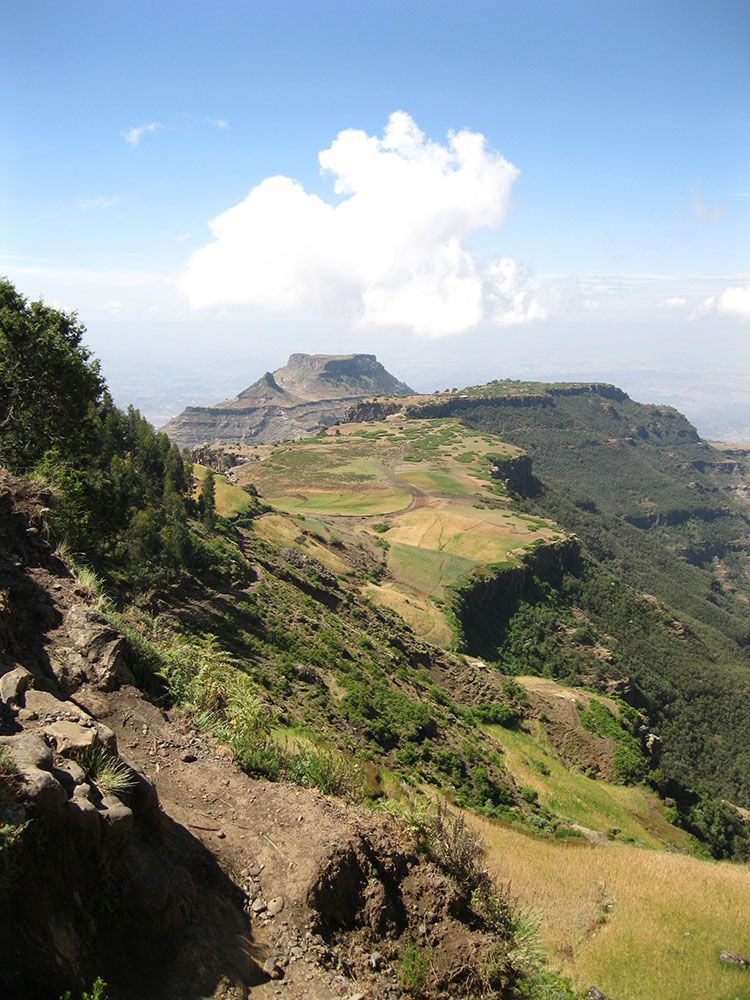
[44, 720, 97, 756]
[718, 950, 749, 968]
[25, 689, 90, 723]
[252, 898, 268, 914]
[267, 897, 284, 916]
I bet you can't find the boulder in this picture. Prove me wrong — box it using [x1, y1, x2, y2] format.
[65, 606, 137, 690]
[0, 664, 34, 707]
[0, 732, 54, 771]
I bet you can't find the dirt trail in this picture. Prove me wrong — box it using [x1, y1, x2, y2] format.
[99, 687, 367, 1000]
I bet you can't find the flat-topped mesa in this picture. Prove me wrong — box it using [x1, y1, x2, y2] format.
[159, 352, 413, 449]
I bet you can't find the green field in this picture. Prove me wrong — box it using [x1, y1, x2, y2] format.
[387, 541, 477, 596]
[266, 487, 411, 515]
[232, 417, 561, 643]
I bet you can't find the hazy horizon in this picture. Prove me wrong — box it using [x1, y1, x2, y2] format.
[5, 1, 747, 439]
[83, 317, 750, 443]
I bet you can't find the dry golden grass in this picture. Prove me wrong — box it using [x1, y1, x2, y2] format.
[253, 513, 350, 575]
[364, 581, 454, 647]
[471, 815, 750, 1000]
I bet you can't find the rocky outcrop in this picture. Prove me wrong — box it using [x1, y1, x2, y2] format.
[488, 454, 534, 494]
[343, 399, 405, 423]
[160, 353, 413, 449]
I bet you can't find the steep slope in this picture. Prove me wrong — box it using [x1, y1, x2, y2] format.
[160, 353, 413, 448]
[345, 381, 750, 809]
[0, 472, 559, 1000]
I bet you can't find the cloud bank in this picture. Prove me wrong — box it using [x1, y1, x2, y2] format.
[180, 112, 547, 336]
[698, 286, 750, 321]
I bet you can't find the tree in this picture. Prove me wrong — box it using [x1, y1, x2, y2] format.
[199, 469, 216, 527]
[0, 279, 105, 472]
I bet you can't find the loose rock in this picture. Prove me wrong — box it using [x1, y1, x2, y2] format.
[718, 949, 749, 968]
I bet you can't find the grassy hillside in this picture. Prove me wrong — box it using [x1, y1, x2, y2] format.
[475, 815, 750, 1000]
[9, 282, 750, 1000]
[233, 417, 564, 642]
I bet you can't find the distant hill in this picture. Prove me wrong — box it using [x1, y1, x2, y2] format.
[159, 352, 412, 448]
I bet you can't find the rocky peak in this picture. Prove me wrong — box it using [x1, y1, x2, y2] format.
[160, 352, 412, 449]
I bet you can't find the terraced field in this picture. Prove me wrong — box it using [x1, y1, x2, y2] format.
[233, 416, 565, 645]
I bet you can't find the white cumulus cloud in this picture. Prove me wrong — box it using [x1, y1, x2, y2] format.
[180, 111, 547, 336]
[662, 296, 687, 308]
[697, 286, 750, 321]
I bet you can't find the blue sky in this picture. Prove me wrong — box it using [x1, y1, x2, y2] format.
[3, 1, 749, 432]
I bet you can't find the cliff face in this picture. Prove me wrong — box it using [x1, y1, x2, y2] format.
[448, 537, 582, 659]
[160, 353, 412, 449]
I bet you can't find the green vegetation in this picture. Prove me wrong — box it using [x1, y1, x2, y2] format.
[399, 938, 432, 996]
[59, 978, 108, 1000]
[0, 747, 27, 867]
[0, 279, 105, 473]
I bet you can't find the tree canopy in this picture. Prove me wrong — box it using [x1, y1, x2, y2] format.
[0, 278, 105, 472]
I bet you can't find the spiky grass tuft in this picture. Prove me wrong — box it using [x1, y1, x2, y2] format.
[76, 748, 135, 797]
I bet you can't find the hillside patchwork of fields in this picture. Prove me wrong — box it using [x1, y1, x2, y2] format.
[231, 416, 565, 645]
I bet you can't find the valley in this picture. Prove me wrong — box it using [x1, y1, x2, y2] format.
[2, 291, 750, 1000]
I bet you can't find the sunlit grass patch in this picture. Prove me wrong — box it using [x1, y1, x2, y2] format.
[193, 464, 257, 517]
[267, 487, 411, 515]
[472, 815, 750, 1000]
[484, 722, 673, 848]
[253, 512, 351, 574]
[364, 582, 455, 647]
[387, 541, 476, 597]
